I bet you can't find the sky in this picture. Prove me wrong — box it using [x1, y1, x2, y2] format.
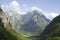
[0, 0, 60, 20]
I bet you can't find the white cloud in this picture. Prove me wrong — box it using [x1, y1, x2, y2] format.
[2, 4, 8, 11]
[1, 1, 60, 20]
[45, 12, 59, 20]
[2, 1, 20, 12]
[31, 6, 43, 12]
[1, 1, 29, 15]
[21, 4, 29, 11]
[8, 1, 20, 11]
[20, 4, 29, 14]
[31, 6, 59, 20]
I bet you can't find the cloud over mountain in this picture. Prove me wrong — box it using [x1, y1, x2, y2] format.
[1, 1, 60, 20]
[45, 12, 59, 20]
[31, 6, 59, 20]
[2, 1, 20, 13]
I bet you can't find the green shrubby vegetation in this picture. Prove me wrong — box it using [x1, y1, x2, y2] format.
[40, 15, 60, 40]
[0, 18, 31, 40]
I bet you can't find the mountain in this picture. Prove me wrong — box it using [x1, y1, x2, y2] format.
[6, 10, 50, 36]
[5, 9, 50, 36]
[0, 17, 30, 40]
[19, 10, 50, 36]
[0, 6, 30, 40]
[40, 15, 60, 40]
[0, 18, 18, 40]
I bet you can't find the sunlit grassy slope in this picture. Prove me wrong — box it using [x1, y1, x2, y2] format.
[5, 22, 31, 40]
[0, 7, 31, 40]
[0, 18, 31, 40]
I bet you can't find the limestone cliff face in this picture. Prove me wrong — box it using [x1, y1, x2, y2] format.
[0, 5, 8, 27]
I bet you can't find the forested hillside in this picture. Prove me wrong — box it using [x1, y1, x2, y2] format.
[40, 15, 60, 40]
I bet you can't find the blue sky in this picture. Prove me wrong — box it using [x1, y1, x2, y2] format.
[0, 0, 60, 20]
[0, 0, 60, 12]
[20, 0, 60, 12]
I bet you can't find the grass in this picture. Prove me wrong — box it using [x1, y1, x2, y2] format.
[5, 23, 31, 40]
